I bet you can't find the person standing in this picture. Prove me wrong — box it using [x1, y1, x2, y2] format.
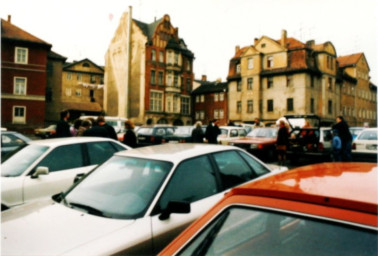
[252, 118, 265, 129]
[332, 116, 353, 161]
[55, 110, 71, 138]
[331, 129, 342, 162]
[77, 119, 92, 136]
[83, 117, 109, 138]
[276, 120, 289, 166]
[205, 119, 221, 144]
[98, 116, 118, 140]
[123, 120, 137, 148]
[192, 121, 204, 143]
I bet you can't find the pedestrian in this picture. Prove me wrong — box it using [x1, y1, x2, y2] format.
[70, 119, 82, 136]
[252, 118, 265, 129]
[98, 116, 118, 140]
[276, 120, 289, 166]
[331, 129, 342, 162]
[205, 119, 221, 144]
[77, 119, 92, 136]
[332, 116, 353, 161]
[55, 110, 71, 138]
[191, 121, 205, 143]
[83, 117, 109, 138]
[123, 120, 137, 148]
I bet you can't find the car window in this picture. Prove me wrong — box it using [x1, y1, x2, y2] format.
[239, 151, 270, 176]
[322, 129, 332, 141]
[230, 129, 238, 137]
[213, 150, 255, 190]
[359, 130, 378, 140]
[87, 141, 121, 165]
[178, 206, 377, 256]
[166, 127, 175, 135]
[239, 129, 247, 137]
[36, 144, 83, 172]
[137, 128, 153, 135]
[155, 128, 166, 136]
[2, 134, 26, 147]
[158, 155, 217, 211]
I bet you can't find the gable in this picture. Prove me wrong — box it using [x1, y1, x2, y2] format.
[255, 36, 285, 53]
[64, 59, 104, 73]
[242, 46, 259, 57]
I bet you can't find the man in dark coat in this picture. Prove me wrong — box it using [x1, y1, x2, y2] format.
[332, 116, 353, 161]
[205, 119, 221, 144]
[55, 110, 71, 138]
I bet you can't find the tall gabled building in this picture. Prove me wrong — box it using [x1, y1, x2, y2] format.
[105, 7, 194, 125]
[1, 16, 51, 133]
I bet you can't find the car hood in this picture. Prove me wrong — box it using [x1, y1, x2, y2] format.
[2, 199, 135, 256]
[230, 137, 276, 144]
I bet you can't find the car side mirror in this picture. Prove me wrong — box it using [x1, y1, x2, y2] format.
[31, 166, 49, 179]
[159, 201, 191, 221]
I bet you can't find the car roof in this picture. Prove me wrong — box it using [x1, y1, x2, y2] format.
[228, 162, 377, 214]
[27, 137, 124, 147]
[115, 143, 242, 163]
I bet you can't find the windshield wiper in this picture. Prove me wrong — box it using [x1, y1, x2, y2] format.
[69, 202, 105, 217]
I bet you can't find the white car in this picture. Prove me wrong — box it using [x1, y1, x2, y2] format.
[2, 143, 286, 256]
[1, 137, 130, 210]
[352, 127, 378, 161]
[217, 126, 247, 145]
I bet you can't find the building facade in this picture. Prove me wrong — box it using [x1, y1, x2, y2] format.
[227, 30, 341, 126]
[1, 16, 51, 133]
[105, 7, 194, 125]
[192, 76, 228, 126]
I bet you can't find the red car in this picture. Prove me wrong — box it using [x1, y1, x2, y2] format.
[160, 162, 377, 255]
[228, 127, 278, 161]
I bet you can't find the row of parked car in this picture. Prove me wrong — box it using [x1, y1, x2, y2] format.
[2, 131, 377, 255]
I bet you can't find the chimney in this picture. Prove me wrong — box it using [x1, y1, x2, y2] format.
[254, 38, 259, 45]
[306, 40, 315, 47]
[281, 29, 287, 47]
[201, 75, 207, 81]
[7, 15, 11, 23]
[216, 78, 222, 82]
[235, 45, 240, 54]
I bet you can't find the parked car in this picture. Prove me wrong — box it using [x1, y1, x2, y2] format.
[160, 162, 378, 256]
[349, 126, 364, 140]
[284, 115, 332, 162]
[136, 125, 176, 146]
[217, 126, 247, 145]
[1, 131, 31, 157]
[1, 143, 286, 256]
[166, 125, 207, 143]
[228, 127, 278, 161]
[34, 124, 56, 138]
[352, 127, 378, 161]
[1, 137, 130, 210]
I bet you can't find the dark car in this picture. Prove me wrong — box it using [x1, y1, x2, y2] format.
[1, 131, 31, 157]
[165, 125, 207, 143]
[136, 125, 176, 147]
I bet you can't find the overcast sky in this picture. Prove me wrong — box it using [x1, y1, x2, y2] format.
[2, 0, 377, 84]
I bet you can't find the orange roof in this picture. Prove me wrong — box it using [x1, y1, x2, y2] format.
[1, 18, 51, 46]
[230, 162, 377, 214]
[337, 53, 364, 68]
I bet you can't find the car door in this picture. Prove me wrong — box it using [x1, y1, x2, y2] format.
[150, 154, 223, 253]
[23, 143, 92, 203]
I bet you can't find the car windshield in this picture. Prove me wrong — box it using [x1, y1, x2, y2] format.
[248, 128, 277, 138]
[174, 127, 192, 135]
[64, 156, 173, 219]
[179, 206, 377, 256]
[1, 144, 49, 177]
[137, 127, 154, 135]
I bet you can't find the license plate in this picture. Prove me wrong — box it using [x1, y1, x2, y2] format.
[366, 144, 377, 150]
[138, 137, 146, 141]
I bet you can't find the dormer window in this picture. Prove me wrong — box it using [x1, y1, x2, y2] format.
[82, 63, 90, 67]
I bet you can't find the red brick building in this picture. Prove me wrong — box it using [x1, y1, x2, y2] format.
[1, 16, 51, 133]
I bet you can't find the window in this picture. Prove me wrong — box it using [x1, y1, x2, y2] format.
[77, 74, 82, 81]
[87, 142, 121, 165]
[151, 49, 156, 62]
[181, 97, 190, 115]
[158, 155, 217, 210]
[236, 64, 241, 74]
[200, 111, 205, 119]
[214, 93, 219, 102]
[174, 74, 178, 87]
[237, 101, 242, 113]
[75, 89, 82, 97]
[174, 52, 179, 65]
[219, 93, 224, 101]
[196, 95, 200, 103]
[328, 100, 333, 114]
[151, 70, 156, 84]
[247, 100, 253, 113]
[15, 47, 28, 64]
[287, 98, 294, 111]
[13, 106, 26, 124]
[310, 98, 315, 113]
[200, 95, 205, 103]
[214, 109, 219, 119]
[158, 71, 164, 85]
[267, 99, 274, 112]
[237, 81, 242, 91]
[167, 72, 173, 86]
[90, 75, 96, 83]
[14, 77, 26, 95]
[219, 109, 224, 119]
[37, 144, 83, 172]
[267, 77, 274, 88]
[66, 72, 72, 80]
[173, 95, 179, 113]
[248, 58, 254, 69]
[82, 63, 90, 67]
[247, 78, 253, 90]
[287, 75, 293, 87]
[150, 91, 163, 112]
[159, 51, 164, 63]
[328, 77, 333, 91]
[65, 88, 72, 96]
[267, 56, 274, 68]
[186, 78, 192, 91]
[213, 150, 256, 190]
[186, 60, 191, 71]
[167, 51, 173, 64]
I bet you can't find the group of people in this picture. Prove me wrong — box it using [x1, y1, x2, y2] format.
[190, 119, 221, 144]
